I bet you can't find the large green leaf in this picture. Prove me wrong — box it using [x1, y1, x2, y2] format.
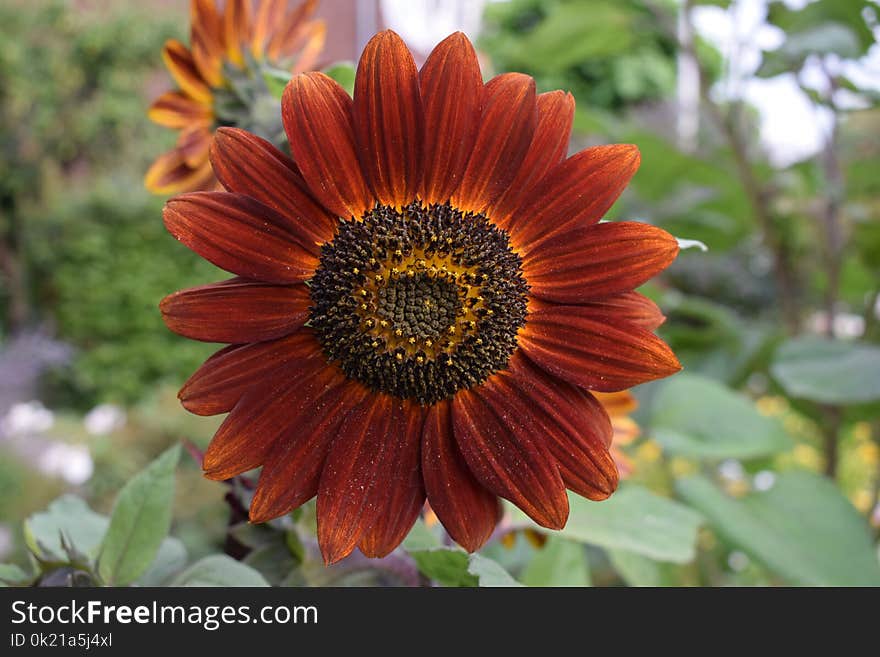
[410, 548, 477, 587]
[170, 555, 269, 587]
[409, 548, 521, 587]
[136, 537, 188, 586]
[521, 537, 590, 587]
[771, 337, 880, 404]
[607, 549, 671, 587]
[677, 472, 880, 586]
[509, 485, 703, 563]
[651, 373, 792, 459]
[97, 444, 180, 585]
[0, 564, 32, 587]
[515, 1, 634, 71]
[24, 494, 109, 560]
[467, 554, 523, 587]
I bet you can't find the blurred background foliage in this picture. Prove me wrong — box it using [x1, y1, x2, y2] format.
[1, 0, 879, 587]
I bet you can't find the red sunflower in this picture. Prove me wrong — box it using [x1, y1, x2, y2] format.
[160, 30, 682, 564]
[145, 0, 325, 194]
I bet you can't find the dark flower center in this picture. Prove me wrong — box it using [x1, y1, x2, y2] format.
[309, 201, 528, 405]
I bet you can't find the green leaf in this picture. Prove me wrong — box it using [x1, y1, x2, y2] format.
[170, 555, 270, 587]
[510, 486, 703, 563]
[97, 444, 180, 585]
[136, 537, 188, 586]
[409, 546, 520, 587]
[261, 66, 292, 99]
[0, 563, 32, 587]
[409, 548, 477, 587]
[25, 494, 109, 561]
[607, 549, 674, 587]
[323, 62, 355, 97]
[771, 337, 880, 405]
[677, 472, 880, 586]
[521, 537, 590, 587]
[650, 373, 792, 460]
[514, 2, 635, 71]
[467, 554, 523, 587]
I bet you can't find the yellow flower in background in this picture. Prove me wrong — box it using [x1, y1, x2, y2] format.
[593, 390, 641, 478]
[146, 0, 326, 194]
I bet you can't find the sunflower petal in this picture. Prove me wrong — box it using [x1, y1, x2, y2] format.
[520, 305, 682, 392]
[190, 0, 225, 86]
[267, 0, 317, 61]
[317, 395, 417, 564]
[251, 0, 286, 58]
[419, 32, 482, 205]
[161, 39, 212, 104]
[160, 278, 310, 343]
[422, 400, 500, 552]
[289, 21, 327, 74]
[179, 332, 318, 416]
[176, 126, 212, 169]
[358, 404, 426, 558]
[489, 91, 574, 226]
[525, 221, 679, 303]
[203, 350, 327, 480]
[452, 384, 569, 530]
[222, 0, 251, 67]
[163, 192, 318, 284]
[211, 127, 337, 246]
[352, 31, 423, 209]
[505, 353, 618, 499]
[249, 368, 368, 522]
[147, 91, 212, 129]
[144, 149, 214, 195]
[580, 291, 666, 330]
[283, 72, 375, 219]
[507, 145, 641, 254]
[451, 73, 537, 214]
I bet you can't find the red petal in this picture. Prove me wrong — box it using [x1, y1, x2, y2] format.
[358, 404, 426, 558]
[249, 367, 368, 522]
[451, 73, 537, 214]
[145, 149, 214, 195]
[506, 145, 641, 255]
[179, 332, 318, 416]
[161, 39, 212, 104]
[160, 278, 310, 343]
[190, 0, 225, 86]
[452, 384, 569, 530]
[211, 127, 337, 247]
[520, 305, 682, 392]
[505, 353, 618, 499]
[289, 21, 326, 73]
[222, 0, 251, 67]
[581, 291, 666, 330]
[202, 351, 329, 480]
[147, 91, 212, 129]
[163, 192, 318, 284]
[267, 0, 317, 60]
[490, 91, 574, 226]
[283, 72, 375, 219]
[522, 221, 678, 304]
[353, 31, 424, 208]
[419, 32, 482, 205]
[316, 395, 420, 564]
[251, 0, 286, 58]
[422, 400, 500, 552]
[176, 126, 212, 169]
[525, 221, 680, 303]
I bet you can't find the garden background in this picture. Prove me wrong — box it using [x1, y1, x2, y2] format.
[1, 0, 879, 587]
